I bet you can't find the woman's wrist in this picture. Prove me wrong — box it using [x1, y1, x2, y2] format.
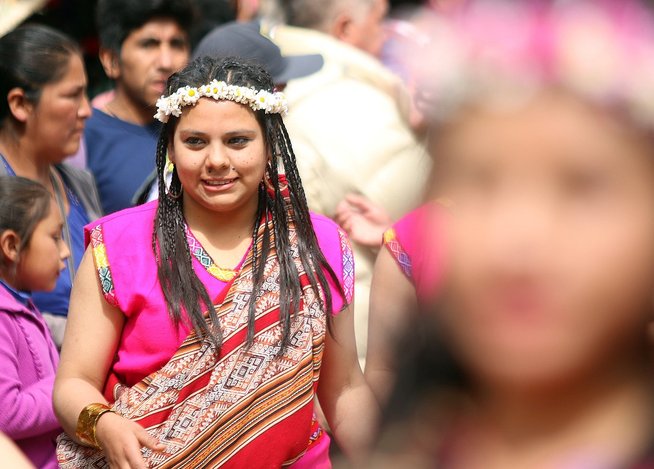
[75, 402, 114, 449]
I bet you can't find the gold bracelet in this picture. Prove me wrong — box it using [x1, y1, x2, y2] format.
[75, 403, 114, 449]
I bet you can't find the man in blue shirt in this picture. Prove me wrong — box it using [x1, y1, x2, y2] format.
[85, 0, 193, 214]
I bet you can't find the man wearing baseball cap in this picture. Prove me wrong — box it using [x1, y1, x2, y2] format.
[194, 20, 324, 87]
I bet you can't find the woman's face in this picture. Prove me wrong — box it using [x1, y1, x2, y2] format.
[26, 53, 91, 163]
[169, 98, 268, 218]
[15, 199, 69, 292]
[436, 91, 654, 390]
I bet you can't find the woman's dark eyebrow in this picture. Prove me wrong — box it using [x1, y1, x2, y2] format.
[223, 130, 257, 137]
[176, 129, 257, 140]
[177, 129, 209, 136]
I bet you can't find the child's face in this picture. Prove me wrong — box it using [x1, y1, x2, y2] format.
[436, 91, 654, 389]
[15, 200, 70, 292]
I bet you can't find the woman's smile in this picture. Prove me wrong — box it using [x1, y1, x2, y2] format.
[201, 177, 239, 192]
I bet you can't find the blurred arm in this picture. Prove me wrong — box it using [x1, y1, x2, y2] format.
[364, 247, 417, 405]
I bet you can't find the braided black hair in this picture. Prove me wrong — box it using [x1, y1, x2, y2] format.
[153, 56, 343, 351]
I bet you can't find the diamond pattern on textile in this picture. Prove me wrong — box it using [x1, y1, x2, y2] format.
[225, 353, 266, 392]
[383, 228, 413, 281]
[89, 225, 119, 307]
[338, 228, 355, 305]
[184, 225, 237, 281]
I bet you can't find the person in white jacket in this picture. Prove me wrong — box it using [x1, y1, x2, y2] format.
[270, 0, 429, 364]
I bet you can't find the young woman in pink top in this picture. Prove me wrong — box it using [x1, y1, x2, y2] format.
[54, 57, 376, 468]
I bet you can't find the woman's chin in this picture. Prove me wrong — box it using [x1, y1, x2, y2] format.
[469, 354, 591, 395]
[189, 188, 259, 215]
[62, 142, 82, 160]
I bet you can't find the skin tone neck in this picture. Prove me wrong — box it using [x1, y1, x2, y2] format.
[0, 126, 51, 186]
[0, 129, 68, 214]
[182, 187, 260, 253]
[0, 269, 15, 289]
[456, 348, 654, 468]
[104, 86, 155, 126]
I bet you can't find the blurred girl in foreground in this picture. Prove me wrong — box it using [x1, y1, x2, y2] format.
[370, 1, 654, 467]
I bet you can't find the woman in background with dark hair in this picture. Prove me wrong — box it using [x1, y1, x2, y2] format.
[54, 56, 376, 468]
[0, 24, 102, 348]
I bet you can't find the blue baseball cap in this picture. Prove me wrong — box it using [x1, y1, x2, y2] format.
[194, 21, 324, 85]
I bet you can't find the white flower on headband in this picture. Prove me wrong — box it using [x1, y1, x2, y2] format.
[154, 79, 289, 123]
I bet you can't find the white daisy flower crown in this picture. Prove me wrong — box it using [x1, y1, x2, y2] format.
[154, 79, 289, 123]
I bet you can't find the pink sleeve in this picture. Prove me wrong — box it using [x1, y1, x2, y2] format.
[382, 209, 421, 283]
[311, 213, 355, 315]
[83, 203, 160, 315]
[85, 222, 120, 308]
[383, 203, 443, 298]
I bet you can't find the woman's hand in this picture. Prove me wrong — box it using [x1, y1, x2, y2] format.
[335, 193, 393, 248]
[95, 412, 164, 469]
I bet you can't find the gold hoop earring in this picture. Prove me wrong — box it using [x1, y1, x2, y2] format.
[167, 185, 183, 200]
[263, 169, 275, 191]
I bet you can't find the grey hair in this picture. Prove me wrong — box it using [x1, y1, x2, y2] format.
[279, 0, 374, 32]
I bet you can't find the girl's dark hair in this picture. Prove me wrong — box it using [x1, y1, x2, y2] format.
[0, 176, 52, 264]
[374, 310, 469, 458]
[154, 56, 344, 350]
[0, 24, 81, 122]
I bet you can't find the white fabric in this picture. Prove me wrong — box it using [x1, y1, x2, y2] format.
[271, 25, 430, 363]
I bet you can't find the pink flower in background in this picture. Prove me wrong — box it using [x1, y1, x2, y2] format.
[401, 0, 654, 128]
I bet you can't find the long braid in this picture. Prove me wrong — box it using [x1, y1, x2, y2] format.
[275, 116, 344, 317]
[152, 127, 221, 347]
[246, 184, 269, 345]
[263, 115, 344, 350]
[268, 140, 302, 351]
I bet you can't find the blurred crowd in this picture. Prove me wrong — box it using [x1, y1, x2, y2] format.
[3, 0, 654, 468]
